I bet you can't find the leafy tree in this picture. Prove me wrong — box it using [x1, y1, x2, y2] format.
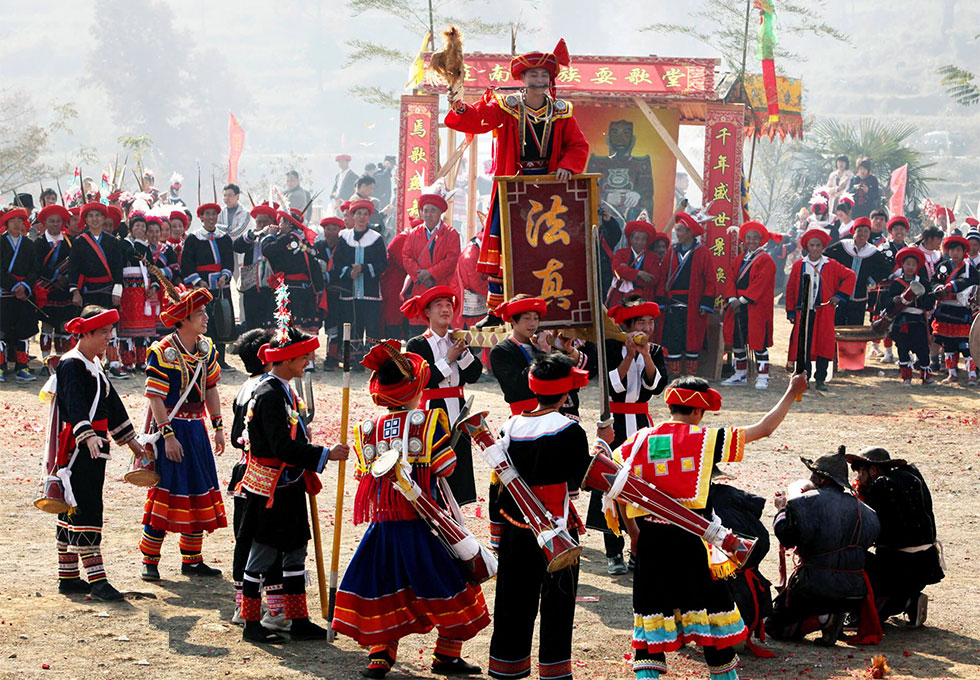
[937, 34, 980, 106]
[0, 91, 84, 195]
[643, 0, 846, 73]
[344, 0, 534, 108]
[785, 118, 936, 226]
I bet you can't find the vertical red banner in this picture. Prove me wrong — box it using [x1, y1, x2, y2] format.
[889, 163, 908, 218]
[396, 95, 440, 233]
[702, 103, 744, 308]
[228, 112, 245, 184]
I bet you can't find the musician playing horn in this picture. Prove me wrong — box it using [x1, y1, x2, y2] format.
[487, 353, 608, 680]
[443, 39, 589, 325]
[403, 285, 481, 506]
[332, 340, 489, 679]
[622, 373, 807, 680]
[586, 297, 668, 575]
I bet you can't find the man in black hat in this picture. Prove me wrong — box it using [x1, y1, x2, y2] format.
[766, 447, 880, 645]
[847, 447, 943, 627]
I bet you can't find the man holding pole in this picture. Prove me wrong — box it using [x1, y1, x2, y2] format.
[237, 308, 349, 644]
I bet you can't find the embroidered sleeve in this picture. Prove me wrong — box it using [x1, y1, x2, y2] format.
[428, 411, 457, 478]
[717, 427, 746, 463]
[144, 347, 170, 399]
[205, 341, 221, 389]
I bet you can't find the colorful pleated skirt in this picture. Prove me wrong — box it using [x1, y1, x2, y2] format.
[633, 519, 747, 654]
[332, 519, 490, 646]
[143, 418, 227, 533]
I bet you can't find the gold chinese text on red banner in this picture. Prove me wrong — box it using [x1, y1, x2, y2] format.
[702, 104, 744, 308]
[496, 174, 600, 330]
[421, 54, 716, 99]
[396, 95, 440, 232]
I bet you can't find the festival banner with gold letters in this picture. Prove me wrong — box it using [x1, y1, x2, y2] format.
[702, 104, 744, 307]
[421, 54, 716, 100]
[497, 174, 600, 330]
[396, 94, 440, 233]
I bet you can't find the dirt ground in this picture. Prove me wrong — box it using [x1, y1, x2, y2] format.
[1, 313, 979, 680]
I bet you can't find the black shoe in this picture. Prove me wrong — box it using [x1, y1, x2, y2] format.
[58, 578, 91, 594]
[89, 580, 124, 601]
[817, 612, 844, 646]
[361, 668, 389, 679]
[474, 313, 503, 329]
[242, 620, 286, 644]
[218, 362, 237, 373]
[361, 655, 394, 679]
[181, 562, 222, 577]
[607, 555, 627, 575]
[108, 366, 130, 380]
[431, 656, 482, 675]
[288, 617, 328, 641]
[814, 381, 829, 392]
[141, 563, 161, 581]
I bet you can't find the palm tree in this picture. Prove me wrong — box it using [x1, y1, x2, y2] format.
[785, 119, 937, 229]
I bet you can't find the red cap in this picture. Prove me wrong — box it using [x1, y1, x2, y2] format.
[340, 200, 351, 214]
[851, 217, 872, 231]
[159, 288, 213, 327]
[320, 216, 344, 228]
[937, 206, 955, 222]
[674, 211, 704, 238]
[168, 210, 188, 225]
[494, 297, 547, 323]
[400, 285, 458, 321]
[349, 199, 374, 216]
[887, 215, 910, 232]
[607, 302, 661, 325]
[799, 228, 831, 248]
[894, 246, 924, 271]
[664, 385, 722, 411]
[37, 205, 70, 224]
[418, 193, 448, 214]
[528, 366, 588, 395]
[79, 202, 108, 225]
[942, 235, 969, 252]
[965, 217, 979, 228]
[65, 308, 120, 335]
[335, 154, 352, 162]
[250, 202, 278, 221]
[739, 221, 781, 246]
[624, 220, 657, 244]
[510, 38, 570, 80]
[258, 336, 320, 364]
[106, 205, 123, 229]
[196, 203, 221, 218]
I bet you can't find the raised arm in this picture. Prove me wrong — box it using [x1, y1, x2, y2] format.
[743, 373, 808, 443]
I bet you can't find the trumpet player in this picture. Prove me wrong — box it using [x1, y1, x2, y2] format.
[586, 297, 667, 574]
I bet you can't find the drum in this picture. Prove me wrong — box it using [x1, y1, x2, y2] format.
[211, 294, 235, 341]
[34, 475, 70, 514]
[125, 448, 160, 487]
[119, 266, 158, 337]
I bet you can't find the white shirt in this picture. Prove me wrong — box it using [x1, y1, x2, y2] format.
[425, 328, 474, 423]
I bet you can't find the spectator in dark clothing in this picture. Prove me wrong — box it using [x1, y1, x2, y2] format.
[847, 157, 881, 220]
[767, 448, 880, 646]
[374, 156, 395, 209]
[352, 175, 391, 238]
[846, 447, 944, 627]
[711, 478, 773, 653]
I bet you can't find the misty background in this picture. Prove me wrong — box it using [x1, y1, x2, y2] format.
[2, 0, 978, 225]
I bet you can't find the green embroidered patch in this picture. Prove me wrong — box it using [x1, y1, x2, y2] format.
[647, 435, 673, 462]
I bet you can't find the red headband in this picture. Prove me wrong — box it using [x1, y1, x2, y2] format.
[664, 385, 722, 411]
[608, 302, 661, 325]
[159, 288, 213, 327]
[528, 366, 589, 395]
[258, 337, 320, 364]
[65, 308, 119, 335]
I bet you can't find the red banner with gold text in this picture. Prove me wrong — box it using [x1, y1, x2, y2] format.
[701, 104, 745, 308]
[496, 174, 599, 330]
[396, 95, 440, 232]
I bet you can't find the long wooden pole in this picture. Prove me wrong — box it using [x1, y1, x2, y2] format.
[326, 322, 352, 641]
[632, 97, 704, 192]
[310, 488, 328, 619]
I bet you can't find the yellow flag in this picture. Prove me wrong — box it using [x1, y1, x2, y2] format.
[405, 31, 432, 90]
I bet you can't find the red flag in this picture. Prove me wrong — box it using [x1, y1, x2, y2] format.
[888, 164, 908, 218]
[228, 112, 245, 183]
